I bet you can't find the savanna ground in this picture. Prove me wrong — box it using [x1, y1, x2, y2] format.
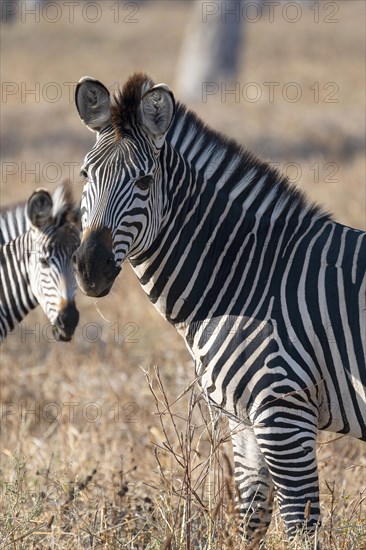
[0, 1, 365, 548]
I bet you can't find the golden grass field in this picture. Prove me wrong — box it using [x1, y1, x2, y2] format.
[0, 1, 365, 548]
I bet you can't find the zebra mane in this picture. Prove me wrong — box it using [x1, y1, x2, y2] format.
[111, 73, 332, 222]
[111, 72, 155, 138]
[170, 102, 332, 222]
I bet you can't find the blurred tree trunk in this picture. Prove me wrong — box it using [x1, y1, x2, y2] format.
[175, 0, 245, 103]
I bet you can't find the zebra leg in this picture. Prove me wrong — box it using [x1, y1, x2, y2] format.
[253, 413, 320, 541]
[228, 418, 274, 543]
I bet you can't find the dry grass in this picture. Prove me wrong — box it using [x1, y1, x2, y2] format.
[0, 1, 365, 548]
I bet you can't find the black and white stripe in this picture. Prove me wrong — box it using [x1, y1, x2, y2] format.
[0, 183, 81, 342]
[0, 203, 28, 245]
[75, 73, 366, 542]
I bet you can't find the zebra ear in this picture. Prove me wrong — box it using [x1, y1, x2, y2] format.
[75, 77, 111, 133]
[140, 84, 175, 148]
[27, 189, 53, 229]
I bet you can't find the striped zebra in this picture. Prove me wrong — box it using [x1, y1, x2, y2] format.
[0, 182, 80, 342]
[72, 73, 366, 542]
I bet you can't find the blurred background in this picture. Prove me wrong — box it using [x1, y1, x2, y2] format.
[1, 1, 365, 547]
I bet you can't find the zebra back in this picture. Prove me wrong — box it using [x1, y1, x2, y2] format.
[0, 203, 28, 245]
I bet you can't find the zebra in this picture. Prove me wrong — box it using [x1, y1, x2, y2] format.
[0, 182, 80, 342]
[72, 73, 366, 543]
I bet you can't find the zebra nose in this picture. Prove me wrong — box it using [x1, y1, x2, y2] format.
[72, 229, 120, 297]
[54, 302, 80, 341]
[73, 245, 117, 276]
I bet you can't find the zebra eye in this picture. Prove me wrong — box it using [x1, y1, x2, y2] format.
[80, 169, 88, 180]
[136, 175, 153, 191]
[39, 257, 50, 268]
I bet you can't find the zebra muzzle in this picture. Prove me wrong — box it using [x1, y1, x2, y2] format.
[53, 302, 80, 342]
[72, 227, 121, 298]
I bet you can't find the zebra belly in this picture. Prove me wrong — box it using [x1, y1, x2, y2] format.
[185, 314, 322, 425]
[177, 296, 365, 441]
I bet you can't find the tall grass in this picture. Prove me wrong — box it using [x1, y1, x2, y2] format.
[1, 367, 365, 548]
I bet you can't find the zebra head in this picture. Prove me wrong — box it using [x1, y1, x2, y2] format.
[26, 183, 81, 341]
[72, 74, 175, 297]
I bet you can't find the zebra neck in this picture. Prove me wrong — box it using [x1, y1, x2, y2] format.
[0, 232, 37, 340]
[131, 105, 331, 328]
